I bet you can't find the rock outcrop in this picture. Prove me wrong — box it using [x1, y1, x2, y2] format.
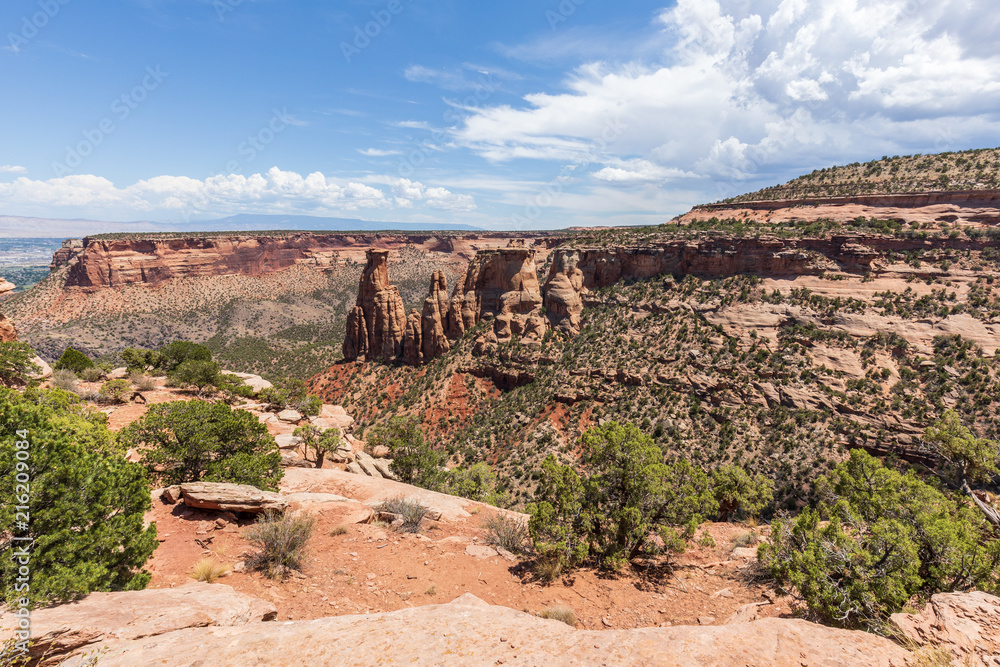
[60, 233, 561, 290]
[445, 245, 547, 349]
[0, 312, 16, 342]
[541, 234, 1000, 333]
[179, 482, 288, 514]
[890, 591, 1000, 666]
[54, 592, 912, 667]
[0, 278, 14, 295]
[342, 249, 407, 363]
[49, 239, 83, 271]
[421, 270, 451, 360]
[345, 245, 549, 365]
[0, 582, 276, 666]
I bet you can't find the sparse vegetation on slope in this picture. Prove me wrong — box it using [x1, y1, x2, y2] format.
[723, 147, 1000, 202]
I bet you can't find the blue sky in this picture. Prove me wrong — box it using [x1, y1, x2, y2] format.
[1, 0, 999, 229]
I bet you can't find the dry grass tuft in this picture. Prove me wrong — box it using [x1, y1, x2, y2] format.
[191, 558, 231, 583]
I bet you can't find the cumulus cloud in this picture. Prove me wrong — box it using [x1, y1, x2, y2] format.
[391, 178, 476, 211]
[0, 165, 27, 174]
[452, 0, 1000, 202]
[0, 167, 476, 218]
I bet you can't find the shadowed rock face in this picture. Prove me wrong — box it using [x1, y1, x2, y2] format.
[342, 249, 407, 363]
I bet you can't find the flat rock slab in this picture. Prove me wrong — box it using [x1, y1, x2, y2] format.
[180, 482, 288, 514]
[279, 467, 527, 524]
[57, 593, 910, 667]
[891, 591, 1000, 666]
[0, 583, 276, 665]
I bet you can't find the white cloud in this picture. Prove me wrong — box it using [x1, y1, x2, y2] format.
[390, 178, 477, 212]
[0, 167, 477, 218]
[451, 0, 1000, 204]
[0, 165, 27, 174]
[593, 159, 700, 183]
[358, 148, 402, 157]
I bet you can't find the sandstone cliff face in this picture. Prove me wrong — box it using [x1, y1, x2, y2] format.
[61, 233, 562, 290]
[342, 249, 407, 363]
[0, 313, 17, 342]
[680, 189, 1000, 227]
[421, 271, 451, 361]
[446, 246, 547, 346]
[49, 239, 84, 271]
[345, 245, 550, 366]
[541, 234, 995, 333]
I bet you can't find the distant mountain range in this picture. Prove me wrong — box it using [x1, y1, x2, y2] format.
[0, 214, 483, 238]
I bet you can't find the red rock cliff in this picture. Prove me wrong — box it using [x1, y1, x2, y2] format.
[62, 232, 562, 290]
[342, 249, 407, 363]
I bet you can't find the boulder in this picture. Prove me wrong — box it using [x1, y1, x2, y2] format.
[160, 485, 183, 504]
[345, 461, 365, 476]
[890, 591, 1000, 666]
[180, 482, 287, 514]
[276, 409, 303, 423]
[0, 583, 276, 666]
[221, 371, 273, 393]
[30, 355, 53, 379]
[319, 404, 354, 430]
[355, 451, 383, 478]
[371, 458, 397, 481]
[274, 434, 302, 451]
[54, 593, 911, 667]
[0, 278, 15, 294]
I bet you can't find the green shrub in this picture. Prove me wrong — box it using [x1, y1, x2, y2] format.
[760, 449, 1000, 630]
[0, 388, 156, 607]
[0, 342, 40, 388]
[155, 341, 212, 373]
[711, 464, 774, 521]
[369, 416, 444, 490]
[528, 422, 718, 574]
[119, 400, 282, 490]
[98, 379, 132, 404]
[244, 511, 315, 579]
[54, 347, 94, 374]
[170, 359, 220, 396]
[446, 462, 500, 504]
[293, 424, 342, 468]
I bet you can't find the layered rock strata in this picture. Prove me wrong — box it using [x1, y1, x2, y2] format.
[445, 245, 547, 346]
[342, 249, 407, 363]
[542, 234, 1000, 334]
[344, 245, 549, 365]
[60, 233, 562, 290]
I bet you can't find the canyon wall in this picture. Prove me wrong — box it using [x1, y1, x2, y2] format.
[343, 244, 548, 365]
[60, 232, 562, 291]
[542, 234, 1000, 333]
[679, 189, 1000, 227]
